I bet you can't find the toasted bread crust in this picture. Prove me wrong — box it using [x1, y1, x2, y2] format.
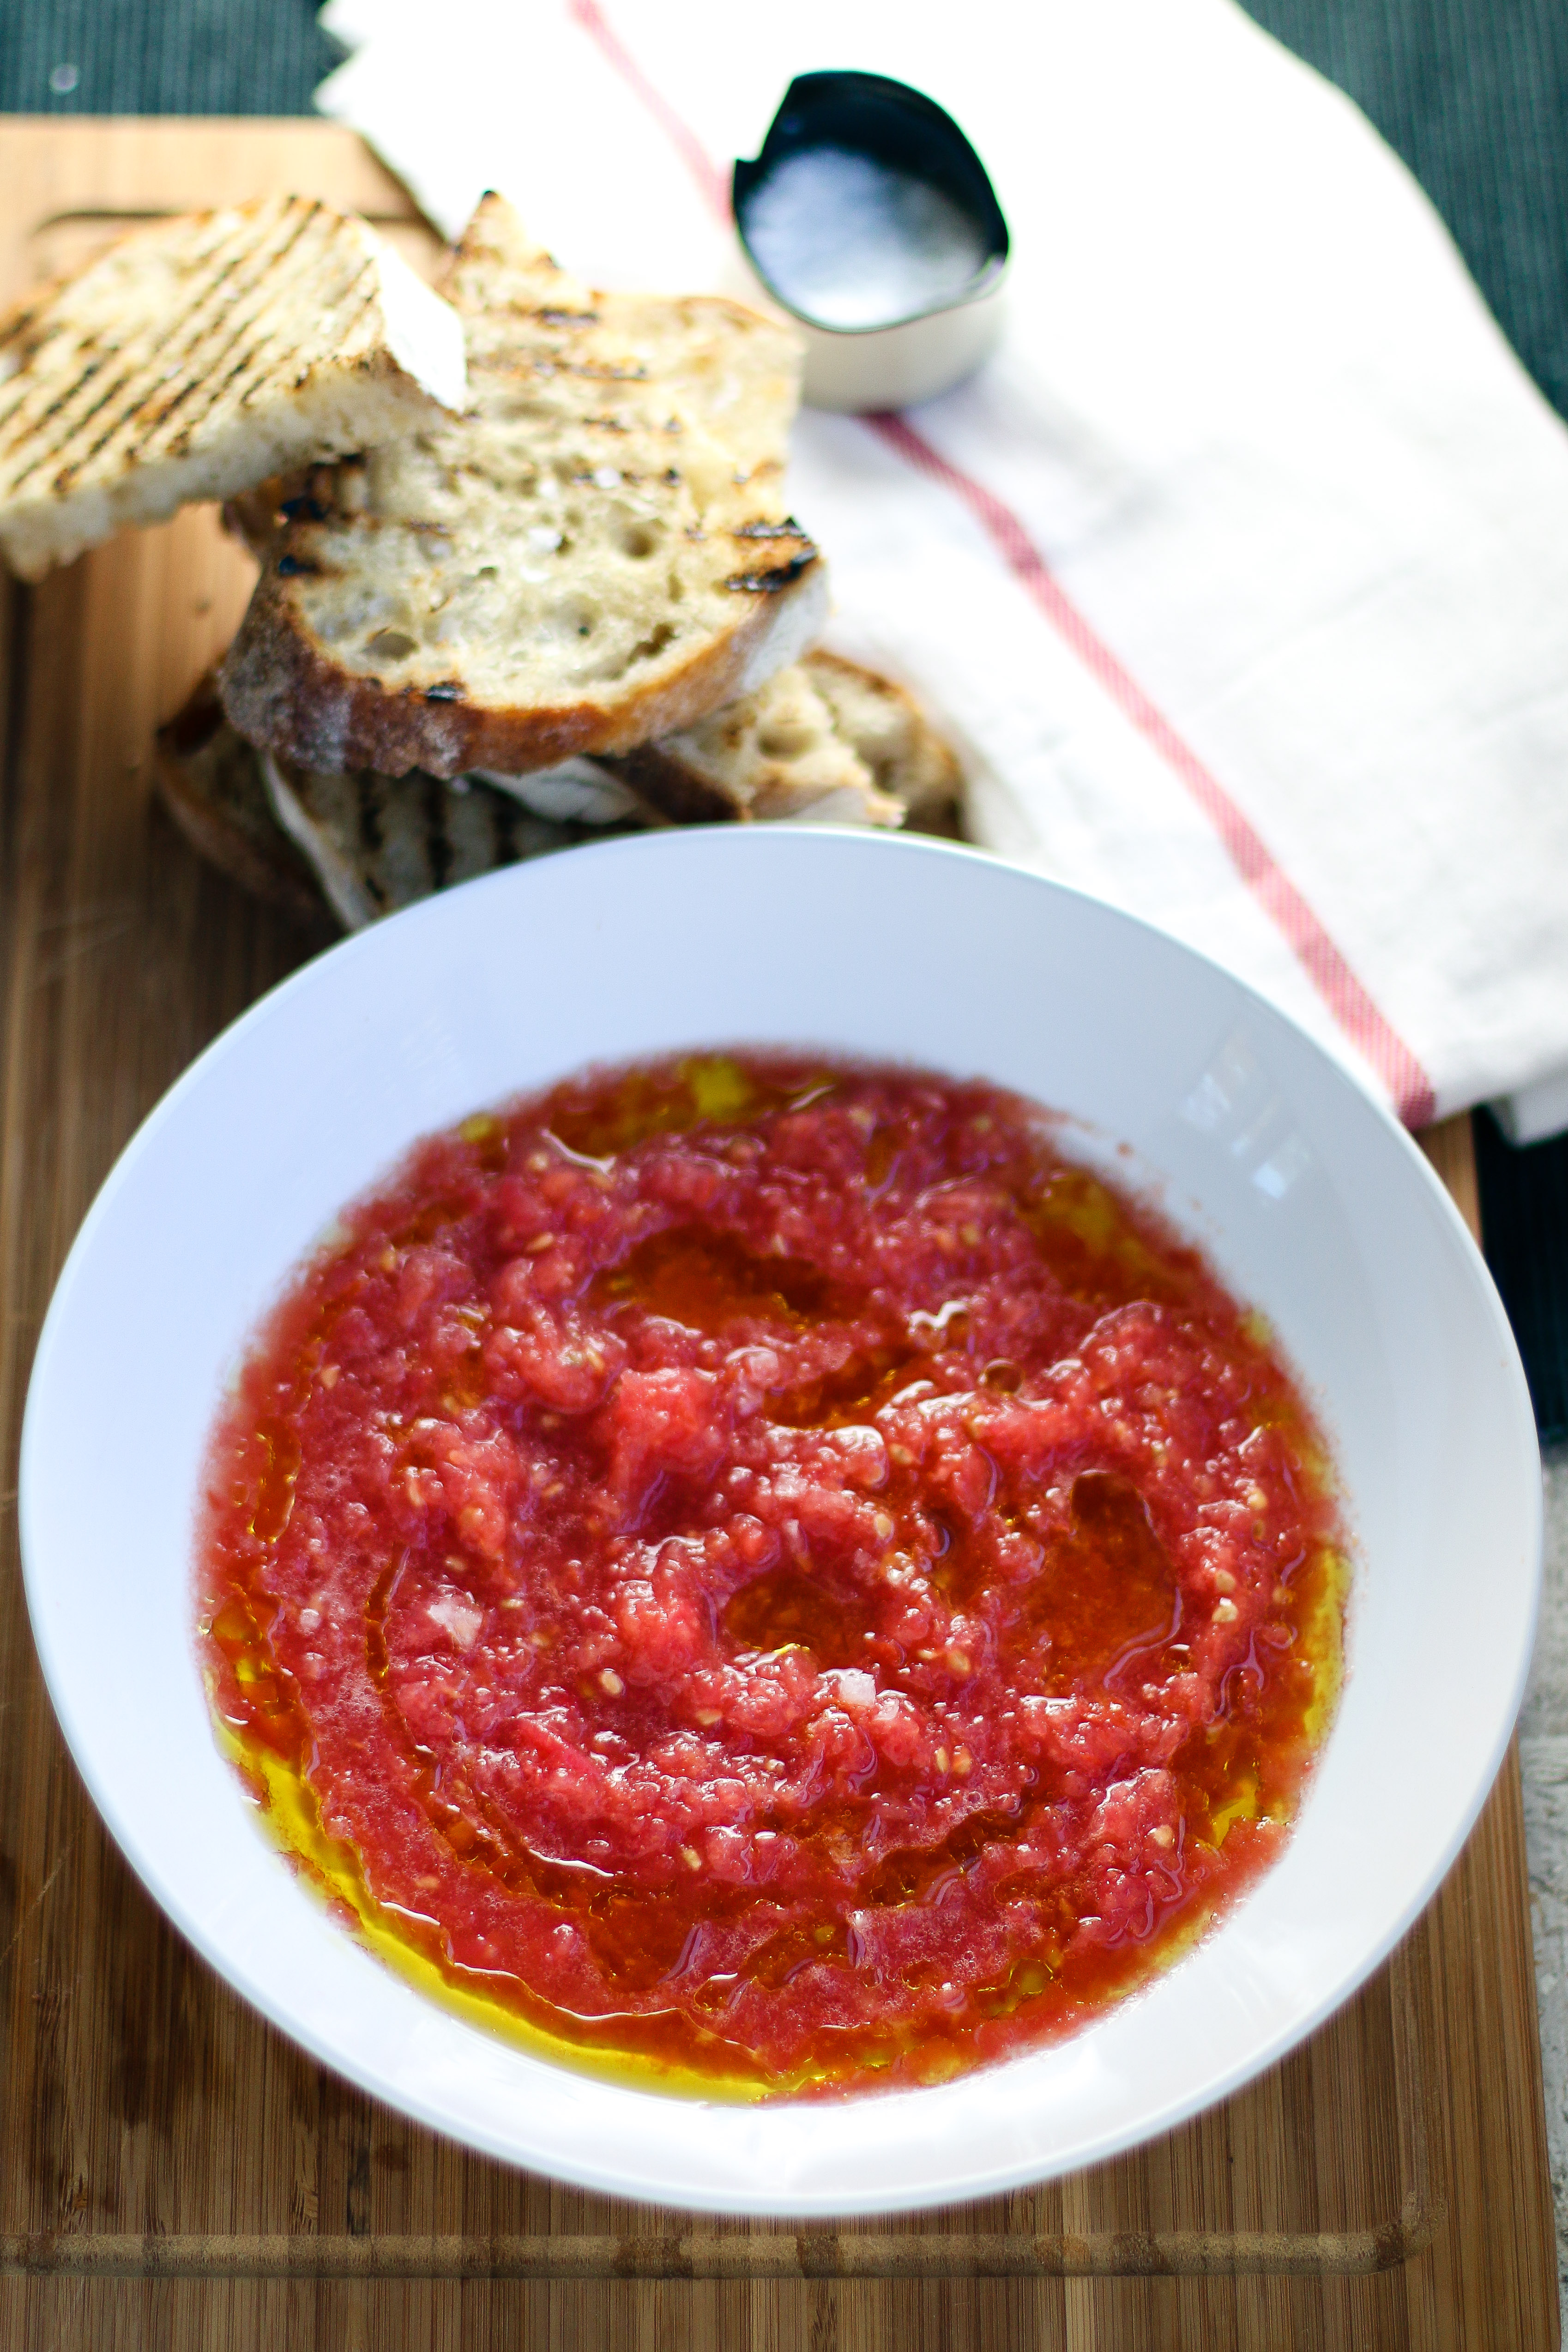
[152, 671, 327, 922]
[220, 549, 826, 776]
[607, 741, 738, 826]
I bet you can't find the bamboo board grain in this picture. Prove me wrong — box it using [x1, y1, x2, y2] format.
[0, 116, 1556, 2352]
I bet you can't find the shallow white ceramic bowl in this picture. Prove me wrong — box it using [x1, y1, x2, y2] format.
[20, 828, 1540, 2217]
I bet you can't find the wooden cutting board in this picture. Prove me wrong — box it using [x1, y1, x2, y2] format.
[0, 117, 1556, 2352]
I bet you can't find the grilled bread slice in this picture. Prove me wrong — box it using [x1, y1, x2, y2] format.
[261, 754, 619, 929]
[605, 650, 961, 829]
[153, 672, 633, 930]
[153, 669, 326, 923]
[160, 652, 960, 926]
[0, 197, 467, 582]
[804, 652, 964, 830]
[219, 195, 826, 779]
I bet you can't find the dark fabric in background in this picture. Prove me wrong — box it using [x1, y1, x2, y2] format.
[5, 0, 1568, 1433]
[0, 1, 339, 115]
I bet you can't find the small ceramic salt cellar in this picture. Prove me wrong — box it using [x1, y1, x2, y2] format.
[733, 71, 1009, 412]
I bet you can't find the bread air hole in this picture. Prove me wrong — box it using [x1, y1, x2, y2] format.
[574, 618, 678, 685]
[540, 597, 598, 645]
[364, 628, 419, 663]
[623, 621, 677, 669]
[617, 521, 658, 560]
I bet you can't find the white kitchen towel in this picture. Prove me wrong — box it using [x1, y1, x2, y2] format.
[318, 0, 1568, 1139]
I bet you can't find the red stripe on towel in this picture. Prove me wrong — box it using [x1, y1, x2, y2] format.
[868, 414, 1436, 1125]
[566, 0, 733, 221]
[563, 0, 1439, 1129]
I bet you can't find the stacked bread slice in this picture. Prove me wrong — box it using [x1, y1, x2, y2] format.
[162, 194, 960, 927]
[217, 195, 827, 778]
[0, 187, 963, 928]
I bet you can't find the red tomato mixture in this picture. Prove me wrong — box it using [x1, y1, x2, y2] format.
[199, 1053, 1345, 2096]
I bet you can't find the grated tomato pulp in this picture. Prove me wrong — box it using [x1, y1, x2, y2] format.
[199, 1052, 1345, 2097]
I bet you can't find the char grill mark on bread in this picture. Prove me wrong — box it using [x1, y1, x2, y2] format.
[218, 194, 827, 779]
[259, 753, 614, 929]
[152, 672, 631, 933]
[0, 197, 467, 582]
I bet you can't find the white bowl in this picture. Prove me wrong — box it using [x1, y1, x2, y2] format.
[19, 827, 1540, 2217]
